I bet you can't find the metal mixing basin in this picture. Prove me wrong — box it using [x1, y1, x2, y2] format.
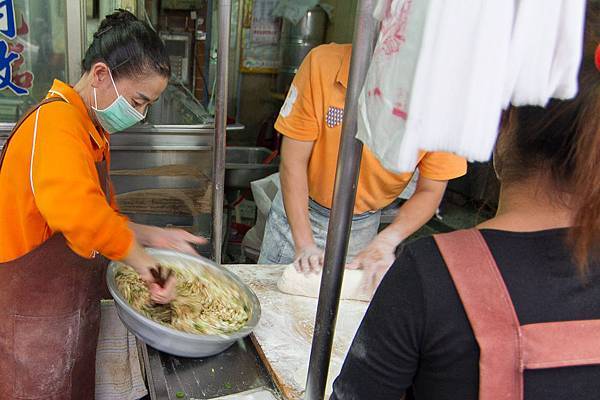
[106, 249, 261, 358]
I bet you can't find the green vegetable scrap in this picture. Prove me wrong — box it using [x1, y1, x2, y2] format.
[224, 382, 233, 390]
[176, 391, 185, 398]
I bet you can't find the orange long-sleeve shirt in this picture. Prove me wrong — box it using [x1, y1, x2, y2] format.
[0, 80, 133, 262]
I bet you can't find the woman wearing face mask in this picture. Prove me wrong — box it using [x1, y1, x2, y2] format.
[0, 10, 205, 399]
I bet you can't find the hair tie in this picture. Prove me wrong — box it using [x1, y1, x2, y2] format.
[111, 58, 130, 71]
[94, 25, 113, 38]
[595, 43, 600, 72]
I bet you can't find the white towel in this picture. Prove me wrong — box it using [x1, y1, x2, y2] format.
[407, 0, 514, 164]
[503, 0, 585, 107]
[547, 0, 586, 100]
[95, 300, 148, 400]
[508, 0, 562, 107]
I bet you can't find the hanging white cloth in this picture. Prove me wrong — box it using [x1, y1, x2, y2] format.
[403, 0, 514, 171]
[505, 0, 561, 107]
[547, 0, 587, 100]
[506, 0, 586, 106]
[356, 0, 586, 174]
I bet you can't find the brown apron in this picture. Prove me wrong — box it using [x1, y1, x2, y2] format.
[0, 98, 111, 399]
[434, 229, 600, 400]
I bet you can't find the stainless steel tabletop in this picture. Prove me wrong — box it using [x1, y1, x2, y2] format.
[141, 337, 280, 400]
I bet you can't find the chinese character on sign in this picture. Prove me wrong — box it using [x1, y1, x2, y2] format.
[0, 0, 32, 96]
[0, 0, 16, 40]
[0, 40, 27, 95]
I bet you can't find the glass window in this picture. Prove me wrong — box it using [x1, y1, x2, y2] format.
[0, 0, 67, 122]
[86, 0, 138, 48]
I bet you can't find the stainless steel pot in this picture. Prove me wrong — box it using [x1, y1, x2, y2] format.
[106, 249, 261, 358]
[276, 6, 328, 94]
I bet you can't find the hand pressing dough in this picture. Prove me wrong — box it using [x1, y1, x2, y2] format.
[277, 264, 370, 302]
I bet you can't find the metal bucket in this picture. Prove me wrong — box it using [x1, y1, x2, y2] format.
[276, 6, 327, 94]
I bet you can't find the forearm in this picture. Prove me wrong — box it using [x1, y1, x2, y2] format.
[128, 222, 158, 247]
[121, 239, 155, 273]
[280, 162, 314, 250]
[379, 183, 447, 245]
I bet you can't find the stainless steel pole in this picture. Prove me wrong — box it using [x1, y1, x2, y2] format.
[211, 0, 232, 264]
[135, 0, 145, 20]
[305, 0, 379, 398]
[65, 0, 85, 84]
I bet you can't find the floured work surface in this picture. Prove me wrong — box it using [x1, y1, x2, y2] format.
[225, 265, 369, 399]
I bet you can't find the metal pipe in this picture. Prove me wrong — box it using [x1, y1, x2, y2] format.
[234, 0, 245, 122]
[305, 0, 379, 398]
[65, 0, 85, 84]
[135, 0, 145, 20]
[211, 0, 232, 264]
[205, 0, 214, 108]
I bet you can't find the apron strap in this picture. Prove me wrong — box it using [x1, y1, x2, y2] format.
[0, 97, 66, 170]
[521, 320, 600, 369]
[434, 229, 600, 400]
[434, 229, 523, 400]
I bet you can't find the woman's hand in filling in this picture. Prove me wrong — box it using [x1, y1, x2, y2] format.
[122, 240, 177, 304]
[147, 271, 177, 304]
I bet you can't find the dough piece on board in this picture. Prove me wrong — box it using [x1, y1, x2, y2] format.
[277, 264, 370, 302]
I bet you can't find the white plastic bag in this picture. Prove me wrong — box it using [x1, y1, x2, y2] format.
[242, 173, 281, 259]
[356, 0, 429, 174]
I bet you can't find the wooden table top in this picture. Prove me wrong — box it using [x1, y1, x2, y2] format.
[225, 264, 369, 399]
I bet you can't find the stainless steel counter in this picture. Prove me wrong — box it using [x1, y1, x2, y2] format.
[107, 124, 243, 244]
[0, 122, 244, 148]
[141, 337, 280, 400]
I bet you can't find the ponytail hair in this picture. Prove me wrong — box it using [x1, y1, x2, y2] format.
[496, 3, 600, 273]
[82, 9, 171, 80]
[570, 13, 600, 270]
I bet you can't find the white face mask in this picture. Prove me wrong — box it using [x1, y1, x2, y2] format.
[91, 69, 146, 134]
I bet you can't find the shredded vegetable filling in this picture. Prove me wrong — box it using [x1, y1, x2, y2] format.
[115, 263, 250, 335]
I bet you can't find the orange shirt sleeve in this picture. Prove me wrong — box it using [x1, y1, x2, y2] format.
[417, 152, 467, 181]
[31, 103, 133, 260]
[274, 49, 320, 141]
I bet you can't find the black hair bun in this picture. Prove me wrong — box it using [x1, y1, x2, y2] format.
[83, 8, 170, 79]
[99, 9, 138, 30]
